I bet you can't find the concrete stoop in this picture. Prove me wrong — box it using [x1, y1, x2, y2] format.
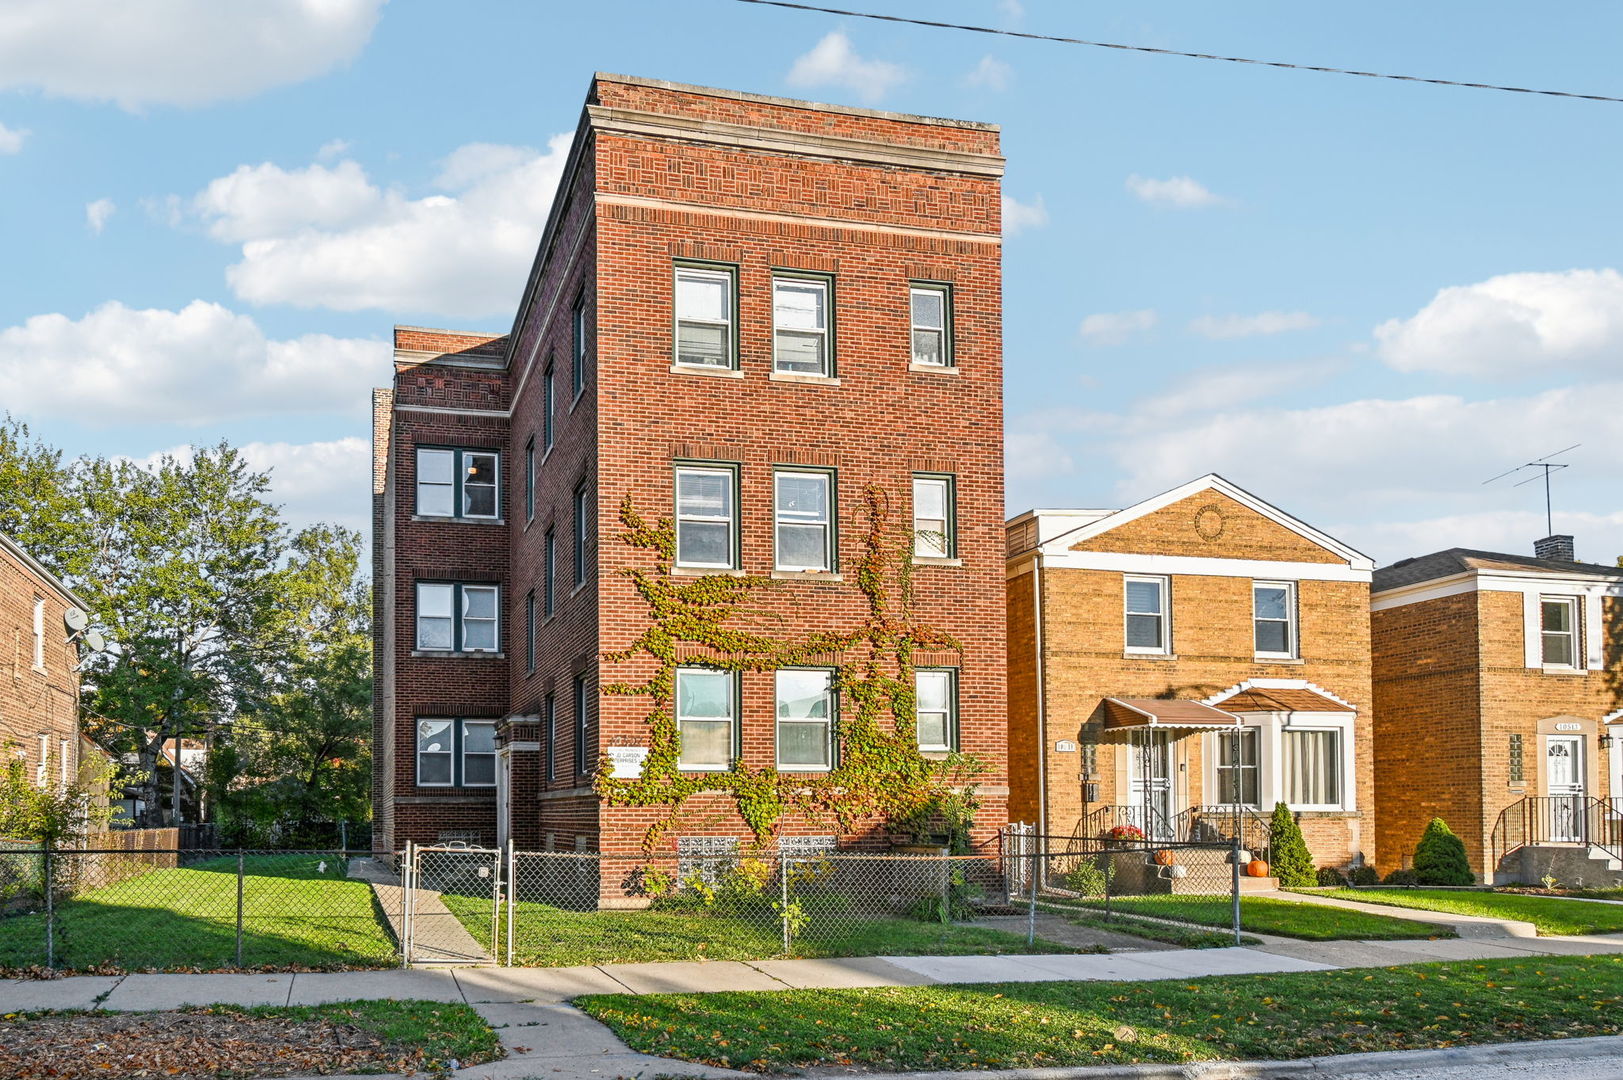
[1496, 844, 1623, 888]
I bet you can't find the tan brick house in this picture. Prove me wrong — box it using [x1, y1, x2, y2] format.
[1, 530, 89, 791]
[1371, 537, 1623, 883]
[1007, 475, 1377, 871]
[373, 74, 1008, 858]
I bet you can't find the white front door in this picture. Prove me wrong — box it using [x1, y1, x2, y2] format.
[1545, 735, 1585, 842]
[1128, 729, 1175, 839]
[495, 748, 512, 851]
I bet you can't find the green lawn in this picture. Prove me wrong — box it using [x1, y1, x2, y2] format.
[444, 894, 1072, 966]
[1322, 888, 1623, 936]
[0, 854, 397, 972]
[580, 955, 1623, 1072]
[1057, 894, 1447, 941]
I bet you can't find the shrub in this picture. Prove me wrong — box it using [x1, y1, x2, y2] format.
[1063, 855, 1113, 898]
[1412, 817, 1475, 886]
[1315, 866, 1348, 888]
[1268, 803, 1316, 888]
[1384, 868, 1419, 886]
[1349, 865, 1379, 887]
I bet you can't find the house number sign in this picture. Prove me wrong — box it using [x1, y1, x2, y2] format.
[1555, 722, 1582, 731]
[607, 747, 649, 778]
[1054, 740, 1077, 752]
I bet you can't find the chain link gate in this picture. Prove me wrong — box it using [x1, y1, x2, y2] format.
[399, 842, 502, 964]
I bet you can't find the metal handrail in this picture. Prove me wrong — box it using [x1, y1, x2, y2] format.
[1177, 805, 1272, 862]
[1490, 795, 1623, 873]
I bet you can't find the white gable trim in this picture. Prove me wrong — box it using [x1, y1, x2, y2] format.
[1036, 550, 1370, 583]
[1202, 678, 1359, 713]
[1039, 473, 1373, 570]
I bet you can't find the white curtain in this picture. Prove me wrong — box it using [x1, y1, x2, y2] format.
[1284, 729, 1341, 806]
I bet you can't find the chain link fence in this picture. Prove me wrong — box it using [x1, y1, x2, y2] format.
[0, 849, 399, 973]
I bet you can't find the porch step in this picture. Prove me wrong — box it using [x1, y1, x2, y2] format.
[1495, 843, 1623, 887]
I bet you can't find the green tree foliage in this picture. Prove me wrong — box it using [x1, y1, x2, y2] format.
[0, 415, 90, 579]
[1268, 802, 1316, 887]
[1412, 817, 1475, 885]
[0, 749, 114, 845]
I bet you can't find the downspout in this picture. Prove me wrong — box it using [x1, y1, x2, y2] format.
[1032, 548, 1048, 840]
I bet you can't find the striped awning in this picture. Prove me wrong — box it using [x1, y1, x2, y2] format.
[1101, 697, 1242, 730]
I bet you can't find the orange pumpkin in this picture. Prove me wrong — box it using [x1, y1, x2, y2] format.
[1246, 858, 1270, 877]
[1152, 849, 1176, 866]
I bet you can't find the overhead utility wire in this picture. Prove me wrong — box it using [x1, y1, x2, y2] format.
[733, 0, 1623, 105]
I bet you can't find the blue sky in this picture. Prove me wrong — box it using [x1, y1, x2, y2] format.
[2, 0, 1621, 565]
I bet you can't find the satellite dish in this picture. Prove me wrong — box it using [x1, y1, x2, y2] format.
[83, 629, 107, 653]
[63, 609, 88, 632]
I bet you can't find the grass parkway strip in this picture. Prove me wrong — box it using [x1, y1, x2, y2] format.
[578, 954, 1623, 1073]
[1319, 888, 1623, 936]
[1054, 894, 1449, 941]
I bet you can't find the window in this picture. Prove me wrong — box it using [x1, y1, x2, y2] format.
[915, 669, 956, 752]
[462, 721, 496, 786]
[675, 466, 736, 569]
[543, 529, 556, 617]
[1541, 595, 1580, 666]
[676, 667, 735, 770]
[773, 276, 830, 375]
[1214, 728, 1260, 807]
[524, 590, 536, 673]
[1253, 581, 1297, 658]
[571, 293, 586, 398]
[36, 734, 47, 787]
[912, 475, 954, 558]
[1124, 576, 1169, 653]
[32, 598, 45, 671]
[572, 483, 588, 587]
[543, 695, 556, 782]
[543, 361, 555, 451]
[674, 265, 735, 368]
[524, 437, 535, 523]
[1283, 729, 1342, 807]
[777, 669, 834, 771]
[573, 675, 589, 776]
[909, 283, 951, 367]
[415, 583, 499, 653]
[416, 719, 494, 787]
[774, 470, 832, 571]
[60, 738, 70, 786]
[416, 448, 499, 519]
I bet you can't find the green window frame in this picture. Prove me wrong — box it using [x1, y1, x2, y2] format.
[909, 281, 954, 368]
[673, 260, 739, 370]
[415, 581, 499, 653]
[674, 461, 741, 570]
[772, 270, 836, 376]
[911, 473, 956, 559]
[416, 446, 500, 520]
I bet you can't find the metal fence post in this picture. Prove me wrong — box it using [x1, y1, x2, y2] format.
[939, 854, 951, 926]
[43, 848, 54, 969]
[401, 840, 413, 968]
[780, 856, 792, 956]
[1103, 846, 1111, 920]
[1231, 835, 1242, 946]
[1026, 848, 1037, 946]
[235, 850, 245, 967]
[505, 840, 515, 968]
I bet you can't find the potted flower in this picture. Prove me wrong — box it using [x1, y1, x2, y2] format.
[1102, 824, 1146, 847]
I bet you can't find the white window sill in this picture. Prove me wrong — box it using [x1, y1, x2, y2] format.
[769, 371, 841, 386]
[777, 765, 832, 774]
[677, 765, 732, 774]
[919, 748, 954, 758]
[412, 515, 506, 526]
[1540, 664, 1589, 675]
[411, 650, 506, 659]
[670, 363, 744, 379]
[771, 570, 844, 581]
[910, 362, 958, 375]
[1254, 655, 1304, 665]
[1124, 651, 1177, 661]
[913, 556, 962, 567]
[672, 565, 746, 577]
[30, 665, 47, 676]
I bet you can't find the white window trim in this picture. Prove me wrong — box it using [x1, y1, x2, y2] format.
[1207, 726, 1262, 810]
[461, 719, 498, 789]
[1123, 575, 1170, 655]
[675, 667, 736, 772]
[461, 584, 500, 653]
[1205, 711, 1355, 813]
[1538, 593, 1582, 669]
[31, 597, 46, 673]
[674, 466, 737, 570]
[415, 718, 456, 788]
[915, 668, 957, 753]
[774, 470, 832, 572]
[775, 668, 835, 773]
[909, 283, 951, 368]
[674, 266, 735, 370]
[772, 276, 830, 377]
[1253, 580, 1298, 660]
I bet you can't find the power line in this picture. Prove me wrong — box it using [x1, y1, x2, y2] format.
[732, 0, 1623, 105]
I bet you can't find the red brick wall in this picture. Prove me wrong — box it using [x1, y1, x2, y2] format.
[0, 542, 81, 789]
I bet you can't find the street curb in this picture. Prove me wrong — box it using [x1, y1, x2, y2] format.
[835, 1034, 1623, 1079]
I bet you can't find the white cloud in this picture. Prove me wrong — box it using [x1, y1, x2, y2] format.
[131, 437, 370, 536]
[0, 300, 388, 425]
[1079, 309, 1156, 346]
[1001, 194, 1048, 236]
[1007, 430, 1075, 486]
[1375, 268, 1623, 378]
[786, 31, 906, 104]
[998, 0, 1025, 17]
[84, 198, 116, 234]
[964, 55, 1012, 92]
[1341, 510, 1623, 568]
[0, 122, 27, 154]
[188, 135, 572, 317]
[1125, 174, 1224, 208]
[315, 138, 351, 161]
[1137, 360, 1339, 417]
[1189, 310, 1320, 340]
[0, 0, 383, 109]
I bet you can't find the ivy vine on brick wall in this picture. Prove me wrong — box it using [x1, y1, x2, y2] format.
[593, 483, 982, 851]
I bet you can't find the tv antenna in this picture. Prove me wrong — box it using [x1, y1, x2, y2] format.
[1483, 444, 1580, 537]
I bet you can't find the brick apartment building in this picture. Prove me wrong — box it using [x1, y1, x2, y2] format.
[372, 74, 1008, 860]
[1006, 475, 1378, 871]
[1371, 536, 1623, 883]
[1, 530, 88, 790]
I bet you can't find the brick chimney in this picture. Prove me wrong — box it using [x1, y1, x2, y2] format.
[1534, 534, 1576, 562]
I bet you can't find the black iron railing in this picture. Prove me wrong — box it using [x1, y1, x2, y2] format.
[1490, 795, 1623, 872]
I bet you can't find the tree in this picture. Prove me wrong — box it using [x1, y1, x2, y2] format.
[1412, 817, 1474, 885]
[0, 414, 90, 579]
[0, 750, 114, 846]
[1268, 802, 1316, 887]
